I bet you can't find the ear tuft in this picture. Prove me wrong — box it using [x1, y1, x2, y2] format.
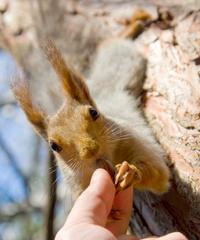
[41, 39, 95, 105]
[11, 73, 47, 137]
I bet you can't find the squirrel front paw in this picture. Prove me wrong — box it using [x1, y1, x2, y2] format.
[115, 161, 142, 192]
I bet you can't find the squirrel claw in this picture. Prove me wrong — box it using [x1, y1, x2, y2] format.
[115, 161, 141, 192]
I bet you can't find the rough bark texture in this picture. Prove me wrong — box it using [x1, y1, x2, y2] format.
[0, 0, 199, 239]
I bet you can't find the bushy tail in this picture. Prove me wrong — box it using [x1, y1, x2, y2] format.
[119, 9, 152, 39]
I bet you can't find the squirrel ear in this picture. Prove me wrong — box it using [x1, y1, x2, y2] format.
[42, 39, 95, 106]
[11, 75, 47, 138]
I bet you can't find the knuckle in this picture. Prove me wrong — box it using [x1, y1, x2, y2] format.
[171, 232, 188, 240]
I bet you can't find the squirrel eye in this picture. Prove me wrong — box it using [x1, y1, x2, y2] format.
[89, 107, 99, 121]
[50, 141, 62, 152]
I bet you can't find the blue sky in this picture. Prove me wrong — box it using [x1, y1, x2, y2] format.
[0, 50, 48, 204]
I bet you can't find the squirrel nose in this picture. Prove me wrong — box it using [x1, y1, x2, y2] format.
[79, 138, 100, 159]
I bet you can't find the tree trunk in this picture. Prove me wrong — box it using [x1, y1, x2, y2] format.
[0, 0, 199, 239]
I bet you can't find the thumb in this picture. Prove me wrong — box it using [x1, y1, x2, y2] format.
[65, 168, 116, 227]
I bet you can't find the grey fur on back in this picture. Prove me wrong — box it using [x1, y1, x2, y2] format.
[88, 39, 163, 155]
[88, 39, 145, 120]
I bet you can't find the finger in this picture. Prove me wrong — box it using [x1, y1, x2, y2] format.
[141, 232, 187, 240]
[113, 187, 133, 214]
[106, 187, 133, 236]
[118, 232, 187, 240]
[157, 232, 188, 240]
[64, 168, 116, 227]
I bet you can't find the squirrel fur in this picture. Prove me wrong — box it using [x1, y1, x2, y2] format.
[12, 10, 170, 201]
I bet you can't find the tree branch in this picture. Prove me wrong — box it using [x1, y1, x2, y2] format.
[0, 135, 30, 200]
[45, 150, 57, 240]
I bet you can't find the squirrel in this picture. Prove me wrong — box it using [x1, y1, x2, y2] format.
[12, 10, 170, 201]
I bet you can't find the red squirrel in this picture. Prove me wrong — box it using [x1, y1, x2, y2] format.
[12, 10, 170, 200]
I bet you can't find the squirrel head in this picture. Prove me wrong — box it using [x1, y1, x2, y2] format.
[12, 40, 118, 188]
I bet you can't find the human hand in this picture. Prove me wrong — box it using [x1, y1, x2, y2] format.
[55, 169, 187, 240]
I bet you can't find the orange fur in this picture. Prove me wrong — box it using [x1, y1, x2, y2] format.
[119, 9, 152, 38]
[11, 75, 47, 137]
[12, 10, 170, 199]
[42, 39, 95, 106]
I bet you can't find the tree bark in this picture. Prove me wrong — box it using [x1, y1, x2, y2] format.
[0, 0, 199, 239]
